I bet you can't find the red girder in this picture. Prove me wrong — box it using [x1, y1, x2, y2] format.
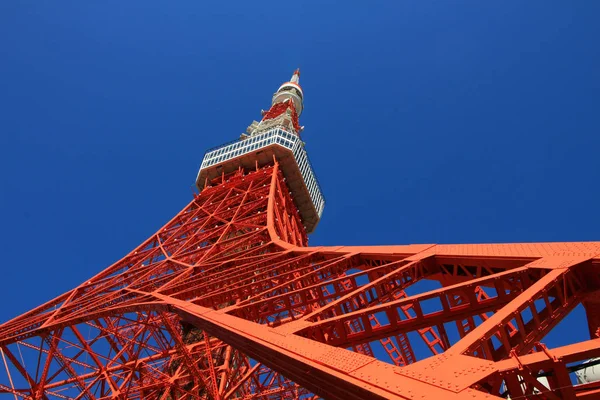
[1, 161, 600, 399]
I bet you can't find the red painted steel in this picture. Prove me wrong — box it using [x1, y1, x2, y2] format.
[2, 77, 600, 399]
[261, 100, 300, 132]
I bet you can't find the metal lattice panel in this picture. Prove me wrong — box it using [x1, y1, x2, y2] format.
[1, 163, 600, 399]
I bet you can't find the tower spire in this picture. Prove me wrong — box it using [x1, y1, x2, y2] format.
[246, 69, 305, 135]
[291, 68, 300, 84]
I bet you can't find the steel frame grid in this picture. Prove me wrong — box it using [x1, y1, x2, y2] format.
[0, 162, 599, 400]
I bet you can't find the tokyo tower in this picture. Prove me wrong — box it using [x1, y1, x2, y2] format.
[2, 70, 600, 400]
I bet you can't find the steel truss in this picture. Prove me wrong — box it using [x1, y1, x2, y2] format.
[1, 162, 600, 399]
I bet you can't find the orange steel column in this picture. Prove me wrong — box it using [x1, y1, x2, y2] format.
[2, 71, 600, 399]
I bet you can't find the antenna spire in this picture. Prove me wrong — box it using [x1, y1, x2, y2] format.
[291, 68, 300, 84]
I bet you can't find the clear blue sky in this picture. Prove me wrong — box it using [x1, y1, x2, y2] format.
[1, 2, 599, 357]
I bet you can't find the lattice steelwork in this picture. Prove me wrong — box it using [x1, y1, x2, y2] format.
[1, 71, 600, 400]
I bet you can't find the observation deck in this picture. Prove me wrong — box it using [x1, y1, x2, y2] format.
[196, 128, 325, 233]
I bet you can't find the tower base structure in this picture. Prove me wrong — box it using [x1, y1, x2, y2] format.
[2, 70, 600, 399]
[1, 163, 599, 399]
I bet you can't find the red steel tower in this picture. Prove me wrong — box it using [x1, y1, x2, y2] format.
[2, 71, 600, 400]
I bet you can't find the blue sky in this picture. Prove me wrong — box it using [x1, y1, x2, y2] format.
[1, 2, 599, 359]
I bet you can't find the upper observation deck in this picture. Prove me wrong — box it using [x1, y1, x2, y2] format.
[195, 127, 324, 233]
